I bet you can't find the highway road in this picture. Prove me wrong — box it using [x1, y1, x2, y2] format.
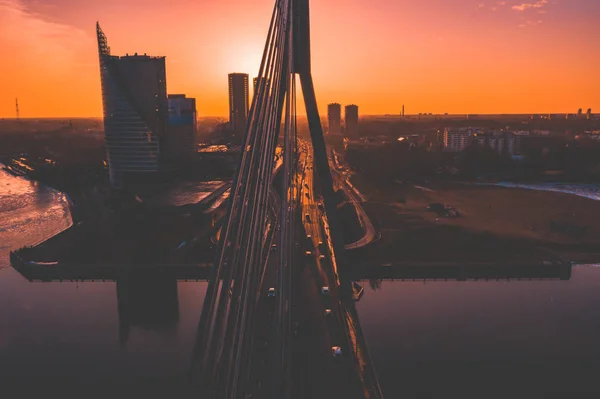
[292, 141, 369, 399]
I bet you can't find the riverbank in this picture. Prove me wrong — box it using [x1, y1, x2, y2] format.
[349, 174, 600, 264]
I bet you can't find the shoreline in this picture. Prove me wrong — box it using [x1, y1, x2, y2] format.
[349, 173, 600, 265]
[470, 181, 600, 202]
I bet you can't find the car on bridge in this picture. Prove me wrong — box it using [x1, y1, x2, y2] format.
[321, 286, 330, 295]
[332, 346, 343, 357]
[268, 287, 276, 298]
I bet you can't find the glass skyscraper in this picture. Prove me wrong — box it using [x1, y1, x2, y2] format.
[96, 22, 168, 188]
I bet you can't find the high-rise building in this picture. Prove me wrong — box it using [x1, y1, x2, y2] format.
[96, 22, 168, 188]
[587, 108, 592, 120]
[345, 104, 359, 138]
[167, 94, 197, 162]
[228, 73, 249, 143]
[253, 77, 271, 99]
[328, 103, 341, 135]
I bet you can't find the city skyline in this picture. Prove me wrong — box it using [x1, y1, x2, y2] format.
[1, 0, 599, 117]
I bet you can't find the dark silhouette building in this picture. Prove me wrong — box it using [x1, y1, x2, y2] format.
[228, 73, 249, 144]
[166, 94, 197, 162]
[345, 104, 359, 138]
[96, 22, 168, 188]
[328, 103, 341, 135]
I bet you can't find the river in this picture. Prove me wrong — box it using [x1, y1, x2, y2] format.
[356, 267, 600, 398]
[0, 167, 207, 395]
[3, 167, 600, 396]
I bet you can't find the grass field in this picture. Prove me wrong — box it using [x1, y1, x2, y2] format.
[350, 174, 600, 264]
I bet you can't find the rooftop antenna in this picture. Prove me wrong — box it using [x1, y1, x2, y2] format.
[15, 97, 20, 121]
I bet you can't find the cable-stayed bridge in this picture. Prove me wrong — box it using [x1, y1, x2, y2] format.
[189, 0, 382, 398]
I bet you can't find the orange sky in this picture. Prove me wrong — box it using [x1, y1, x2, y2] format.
[1, 0, 599, 118]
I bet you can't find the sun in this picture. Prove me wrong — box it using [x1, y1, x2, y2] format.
[220, 38, 264, 79]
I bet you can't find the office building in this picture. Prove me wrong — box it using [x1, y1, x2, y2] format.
[345, 104, 359, 138]
[167, 94, 197, 161]
[96, 22, 168, 188]
[328, 103, 341, 135]
[228, 73, 249, 143]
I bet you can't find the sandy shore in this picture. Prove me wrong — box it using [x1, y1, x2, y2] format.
[349, 174, 600, 264]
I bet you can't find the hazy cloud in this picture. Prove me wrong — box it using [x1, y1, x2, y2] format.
[0, 0, 90, 67]
[512, 0, 548, 12]
[518, 19, 543, 27]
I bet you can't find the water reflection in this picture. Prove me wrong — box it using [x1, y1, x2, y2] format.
[116, 271, 180, 345]
[0, 168, 206, 393]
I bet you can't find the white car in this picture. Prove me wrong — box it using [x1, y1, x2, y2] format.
[332, 346, 343, 357]
[321, 286, 330, 295]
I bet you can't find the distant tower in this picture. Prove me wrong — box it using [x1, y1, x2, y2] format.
[578, 108, 583, 117]
[252, 77, 270, 100]
[587, 108, 592, 120]
[228, 73, 249, 144]
[327, 103, 341, 135]
[15, 98, 19, 121]
[402, 104, 405, 119]
[345, 105, 359, 138]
